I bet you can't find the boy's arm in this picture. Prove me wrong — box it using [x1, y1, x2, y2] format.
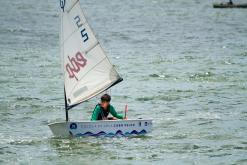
[91, 106, 100, 121]
[110, 105, 124, 119]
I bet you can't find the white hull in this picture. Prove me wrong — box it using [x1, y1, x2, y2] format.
[48, 119, 152, 137]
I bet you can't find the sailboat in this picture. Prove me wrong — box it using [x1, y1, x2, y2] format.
[48, 0, 152, 137]
[213, 0, 247, 8]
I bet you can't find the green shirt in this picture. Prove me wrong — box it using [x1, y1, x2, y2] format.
[91, 104, 124, 121]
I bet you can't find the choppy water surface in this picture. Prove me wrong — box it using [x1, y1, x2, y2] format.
[0, 0, 247, 164]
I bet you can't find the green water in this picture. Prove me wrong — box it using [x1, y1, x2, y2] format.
[0, 0, 247, 164]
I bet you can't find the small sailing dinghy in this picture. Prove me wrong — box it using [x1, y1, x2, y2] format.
[48, 0, 152, 137]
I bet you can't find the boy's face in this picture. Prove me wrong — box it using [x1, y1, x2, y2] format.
[101, 101, 109, 110]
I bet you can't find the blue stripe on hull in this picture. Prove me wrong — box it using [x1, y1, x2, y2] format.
[73, 129, 147, 137]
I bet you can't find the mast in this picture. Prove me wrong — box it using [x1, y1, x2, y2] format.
[64, 87, 69, 121]
[60, 0, 68, 121]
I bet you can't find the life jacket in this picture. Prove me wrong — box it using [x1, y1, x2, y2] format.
[96, 104, 110, 120]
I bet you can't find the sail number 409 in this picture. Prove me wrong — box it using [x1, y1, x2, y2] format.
[74, 15, 88, 43]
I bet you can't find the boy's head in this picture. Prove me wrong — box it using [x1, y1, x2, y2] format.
[100, 94, 111, 109]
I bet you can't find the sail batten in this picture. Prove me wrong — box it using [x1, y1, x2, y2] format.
[85, 42, 99, 54]
[60, 0, 122, 109]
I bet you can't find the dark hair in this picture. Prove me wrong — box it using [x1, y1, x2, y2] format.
[101, 94, 111, 102]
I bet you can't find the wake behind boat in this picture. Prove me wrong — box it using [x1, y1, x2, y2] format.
[48, 0, 152, 137]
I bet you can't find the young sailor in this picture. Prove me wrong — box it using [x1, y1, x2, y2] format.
[91, 94, 125, 121]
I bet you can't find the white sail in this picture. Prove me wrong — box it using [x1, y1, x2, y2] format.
[60, 0, 122, 108]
